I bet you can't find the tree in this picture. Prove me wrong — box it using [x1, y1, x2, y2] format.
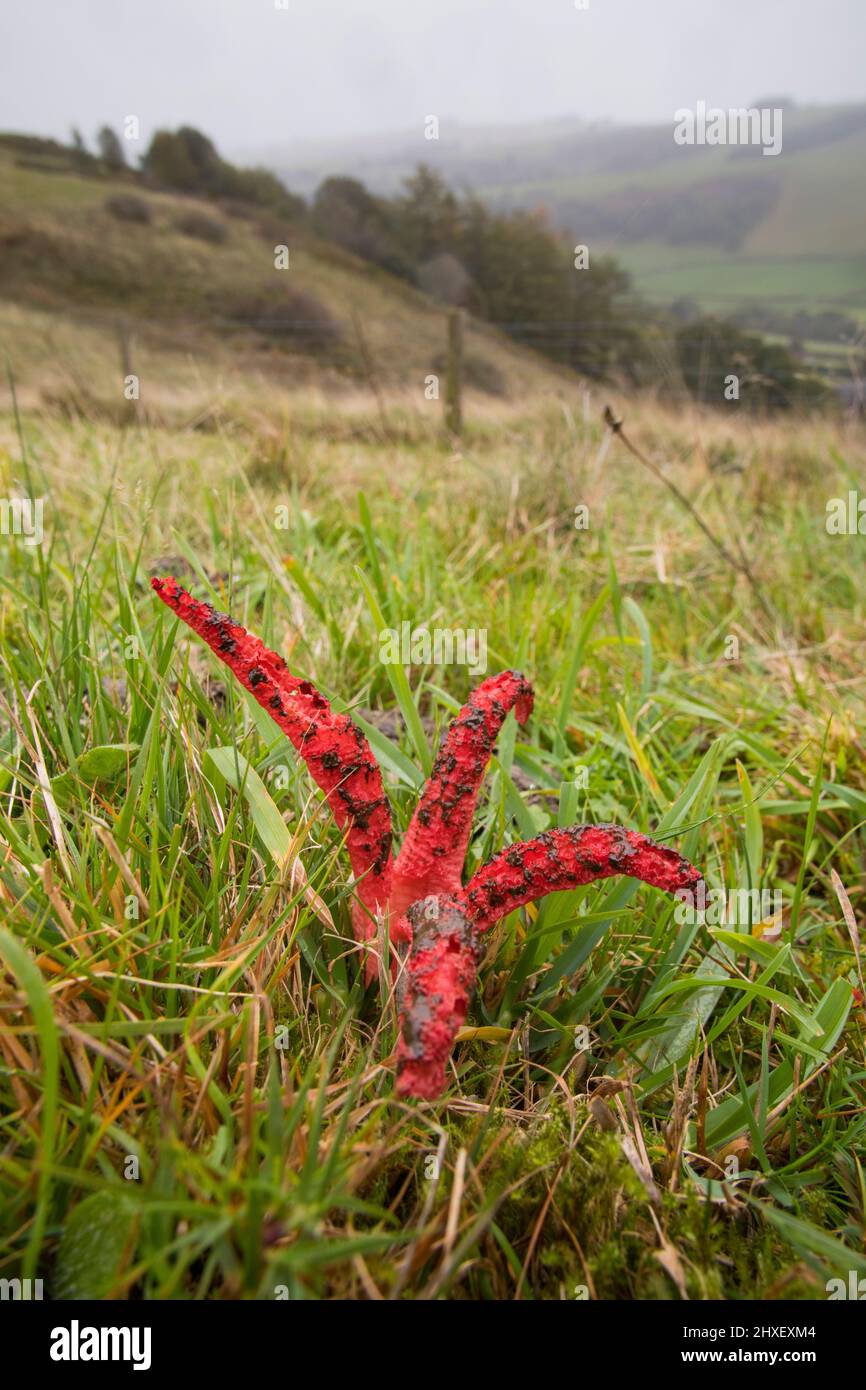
[456, 198, 645, 379]
[675, 317, 831, 412]
[395, 165, 460, 263]
[97, 125, 125, 170]
[312, 177, 409, 277]
[141, 127, 306, 223]
[142, 127, 221, 193]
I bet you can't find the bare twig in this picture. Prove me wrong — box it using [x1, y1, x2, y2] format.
[603, 405, 775, 622]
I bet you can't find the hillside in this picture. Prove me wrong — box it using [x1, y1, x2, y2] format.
[261, 103, 866, 328]
[0, 138, 568, 417]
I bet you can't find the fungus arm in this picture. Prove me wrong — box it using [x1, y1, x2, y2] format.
[390, 670, 533, 920]
[396, 823, 703, 1098]
[395, 897, 478, 1100]
[459, 823, 702, 931]
[152, 575, 393, 936]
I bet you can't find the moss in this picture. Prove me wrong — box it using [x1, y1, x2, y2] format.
[469, 1101, 816, 1300]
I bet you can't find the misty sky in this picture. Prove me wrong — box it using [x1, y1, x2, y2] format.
[1, 0, 864, 156]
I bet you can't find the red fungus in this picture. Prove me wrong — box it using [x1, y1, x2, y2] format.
[460, 823, 702, 930]
[395, 825, 704, 1098]
[395, 897, 481, 1102]
[152, 577, 704, 1100]
[389, 670, 533, 922]
[151, 576, 392, 941]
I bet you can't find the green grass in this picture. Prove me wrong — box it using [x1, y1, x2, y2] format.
[609, 244, 866, 323]
[0, 352, 865, 1300]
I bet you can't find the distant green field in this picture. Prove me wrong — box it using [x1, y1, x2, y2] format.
[609, 245, 866, 324]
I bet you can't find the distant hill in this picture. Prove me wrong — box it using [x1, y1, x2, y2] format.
[256, 104, 866, 328]
[0, 135, 567, 403]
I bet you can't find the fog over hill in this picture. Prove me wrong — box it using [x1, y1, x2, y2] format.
[3, 0, 865, 152]
[248, 102, 866, 328]
[252, 101, 865, 196]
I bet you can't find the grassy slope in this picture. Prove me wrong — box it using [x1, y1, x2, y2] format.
[0, 148, 563, 402]
[0, 336, 865, 1297]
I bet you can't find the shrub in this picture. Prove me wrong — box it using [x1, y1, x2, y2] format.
[225, 288, 342, 354]
[97, 126, 126, 171]
[674, 317, 833, 413]
[312, 177, 410, 278]
[142, 127, 306, 223]
[418, 252, 472, 306]
[174, 210, 229, 244]
[105, 194, 152, 225]
[143, 127, 222, 194]
[219, 199, 261, 223]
